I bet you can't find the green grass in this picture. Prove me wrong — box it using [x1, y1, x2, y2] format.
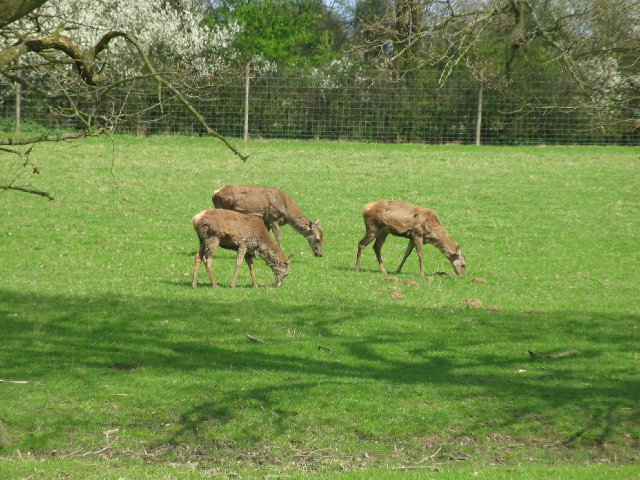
[1, 137, 639, 478]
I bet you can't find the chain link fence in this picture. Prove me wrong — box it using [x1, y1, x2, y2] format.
[1, 72, 638, 145]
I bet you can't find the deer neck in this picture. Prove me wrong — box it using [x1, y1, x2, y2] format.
[257, 244, 285, 267]
[432, 230, 459, 259]
[286, 213, 314, 237]
[276, 196, 310, 235]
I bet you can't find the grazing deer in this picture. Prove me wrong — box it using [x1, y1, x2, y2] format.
[213, 185, 323, 257]
[354, 200, 467, 276]
[192, 208, 293, 288]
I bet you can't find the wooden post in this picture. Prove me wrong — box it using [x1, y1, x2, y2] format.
[243, 63, 250, 142]
[15, 59, 21, 135]
[475, 81, 483, 146]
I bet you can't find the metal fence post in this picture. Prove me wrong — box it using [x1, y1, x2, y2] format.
[243, 63, 250, 142]
[475, 80, 483, 146]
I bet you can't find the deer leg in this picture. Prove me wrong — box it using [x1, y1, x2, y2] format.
[355, 229, 378, 272]
[412, 236, 425, 275]
[245, 254, 258, 288]
[373, 232, 389, 274]
[396, 240, 415, 273]
[270, 222, 283, 249]
[230, 245, 247, 288]
[192, 244, 204, 288]
[204, 237, 220, 287]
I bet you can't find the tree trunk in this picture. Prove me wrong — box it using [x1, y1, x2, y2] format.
[0, 0, 49, 27]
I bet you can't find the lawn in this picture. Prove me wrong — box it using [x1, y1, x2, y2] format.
[0, 137, 639, 479]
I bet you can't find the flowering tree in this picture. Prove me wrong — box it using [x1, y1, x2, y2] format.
[0, 0, 246, 199]
[32, 0, 240, 77]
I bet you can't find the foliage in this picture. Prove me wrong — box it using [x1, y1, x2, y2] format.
[207, 0, 347, 72]
[0, 137, 638, 478]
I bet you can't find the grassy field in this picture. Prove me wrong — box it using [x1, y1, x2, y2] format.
[0, 137, 638, 479]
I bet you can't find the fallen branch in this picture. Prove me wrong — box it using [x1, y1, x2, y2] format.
[387, 465, 440, 472]
[318, 345, 332, 353]
[81, 443, 114, 457]
[245, 333, 268, 344]
[0, 379, 44, 385]
[416, 446, 442, 464]
[528, 349, 577, 360]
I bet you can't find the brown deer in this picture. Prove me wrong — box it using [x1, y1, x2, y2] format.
[212, 185, 323, 257]
[192, 208, 293, 288]
[354, 200, 467, 276]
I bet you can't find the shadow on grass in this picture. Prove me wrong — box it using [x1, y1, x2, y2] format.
[1, 288, 638, 454]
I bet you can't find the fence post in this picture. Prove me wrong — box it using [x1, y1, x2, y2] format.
[475, 81, 484, 146]
[15, 59, 21, 135]
[243, 63, 250, 142]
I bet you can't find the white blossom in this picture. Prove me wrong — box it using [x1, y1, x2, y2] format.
[3, 0, 241, 78]
[250, 55, 278, 76]
[308, 55, 369, 90]
[578, 57, 634, 111]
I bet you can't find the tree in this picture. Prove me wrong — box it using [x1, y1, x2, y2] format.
[351, 0, 640, 77]
[352, 0, 393, 66]
[207, 0, 348, 73]
[0, 0, 247, 199]
[350, 0, 640, 129]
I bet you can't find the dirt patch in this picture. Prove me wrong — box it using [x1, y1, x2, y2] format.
[463, 298, 483, 308]
[112, 362, 138, 371]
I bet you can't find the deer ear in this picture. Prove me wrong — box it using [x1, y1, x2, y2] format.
[315, 219, 321, 228]
[456, 247, 463, 256]
[286, 253, 294, 264]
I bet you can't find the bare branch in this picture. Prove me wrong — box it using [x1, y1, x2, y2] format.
[0, 32, 104, 85]
[0, 131, 101, 146]
[0, 183, 54, 200]
[1, 27, 248, 161]
[109, 31, 249, 161]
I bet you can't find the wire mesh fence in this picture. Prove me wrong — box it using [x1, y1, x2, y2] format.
[1, 72, 638, 145]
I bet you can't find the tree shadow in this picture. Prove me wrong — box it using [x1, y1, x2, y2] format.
[1, 288, 638, 457]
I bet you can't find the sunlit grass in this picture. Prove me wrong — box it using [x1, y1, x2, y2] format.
[0, 136, 638, 478]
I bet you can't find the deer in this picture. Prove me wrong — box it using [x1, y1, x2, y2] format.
[192, 208, 293, 288]
[212, 185, 324, 257]
[354, 199, 467, 277]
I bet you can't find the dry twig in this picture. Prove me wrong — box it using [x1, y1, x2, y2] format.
[528, 349, 577, 360]
[0, 379, 43, 385]
[245, 334, 268, 344]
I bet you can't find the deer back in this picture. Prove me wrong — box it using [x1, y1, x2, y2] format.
[194, 208, 282, 256]
[364, 200, 438, 236]
[213, 185, 288, 222]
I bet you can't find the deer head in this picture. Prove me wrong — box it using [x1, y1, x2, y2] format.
[449, 247, 467, 276]
[273, 253, 294, 287]
[306, 220, 323, 257]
